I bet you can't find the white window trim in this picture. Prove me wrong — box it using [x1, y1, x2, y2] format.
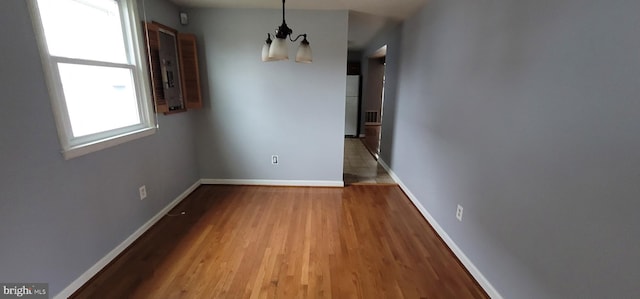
[27, 0, 157, 160]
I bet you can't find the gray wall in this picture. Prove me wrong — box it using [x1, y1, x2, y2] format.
[185, 8, 348, 182]
[380, 0, 640, 297]
[0, 0, 199, 296]
[363, 58, 384, 117]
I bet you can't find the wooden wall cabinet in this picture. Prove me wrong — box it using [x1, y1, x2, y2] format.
[143, 22, 202, 114]
[177, 33, 202, 109]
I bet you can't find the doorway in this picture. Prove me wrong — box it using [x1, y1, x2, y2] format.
[362, 45, 386, 159]
[342, 45, 393, 185]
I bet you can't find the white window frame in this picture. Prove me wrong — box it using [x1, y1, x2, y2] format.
[28, 0, 156, 160]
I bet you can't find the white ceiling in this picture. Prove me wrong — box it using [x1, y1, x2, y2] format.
[169, 0, 427, 50]
[170, 0, 427, 20]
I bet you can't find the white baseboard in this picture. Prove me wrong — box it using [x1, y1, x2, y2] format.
[378, 160, 503, 299]
[54, 180, 201, 299]
[201, 179, 344, 187]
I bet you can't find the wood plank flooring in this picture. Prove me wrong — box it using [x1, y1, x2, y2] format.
[71, 185, 488, 299]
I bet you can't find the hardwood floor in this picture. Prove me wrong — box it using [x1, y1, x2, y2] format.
[71, 185, 488, 299]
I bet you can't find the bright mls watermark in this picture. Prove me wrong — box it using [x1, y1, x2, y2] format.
[0, 283, 48, 298]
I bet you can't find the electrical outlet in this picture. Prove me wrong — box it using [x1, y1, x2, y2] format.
[139, 185, 147, 200]
[456, 204, 463, 221]
[272, 155, 278, 165]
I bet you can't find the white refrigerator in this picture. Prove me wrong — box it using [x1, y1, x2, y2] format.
[345, 75, 359, 136]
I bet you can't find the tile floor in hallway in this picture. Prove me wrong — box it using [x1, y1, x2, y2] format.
[343, 138, 395, 185]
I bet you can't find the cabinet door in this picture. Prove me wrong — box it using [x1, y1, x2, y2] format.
[144, 22, 187, 113]
[143, 22, 169, 113]
[178, 33, 202, 109]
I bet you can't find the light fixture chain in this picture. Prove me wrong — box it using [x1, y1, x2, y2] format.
[282, 0, 286, 23]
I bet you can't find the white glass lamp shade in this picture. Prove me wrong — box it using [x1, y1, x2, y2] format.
[261, 43, 273, 62]
[295, 42, 312, 63]
[268, 37, 289, 61]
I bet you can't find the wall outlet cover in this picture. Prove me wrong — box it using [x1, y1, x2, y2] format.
[139, 185, 147, 200]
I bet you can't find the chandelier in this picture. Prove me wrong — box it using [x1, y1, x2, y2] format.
[261, 0, 312, 63]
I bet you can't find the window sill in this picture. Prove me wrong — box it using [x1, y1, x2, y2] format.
[62, 127, 156, 160]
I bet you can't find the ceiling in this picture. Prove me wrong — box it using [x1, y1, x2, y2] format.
[169, 0, 427, 50]
[170, 0, 427, 20]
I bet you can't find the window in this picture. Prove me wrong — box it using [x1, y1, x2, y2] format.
[29, 0, 155, 159]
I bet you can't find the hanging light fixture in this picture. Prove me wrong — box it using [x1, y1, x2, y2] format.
[261, 0, 312, 63]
